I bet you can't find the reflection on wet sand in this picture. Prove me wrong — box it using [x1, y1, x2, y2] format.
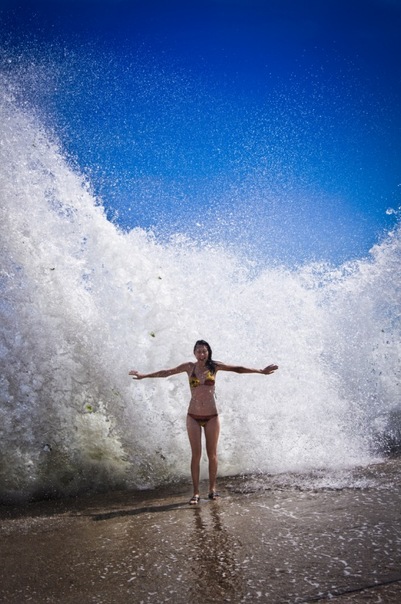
[188, 502, 244, 601]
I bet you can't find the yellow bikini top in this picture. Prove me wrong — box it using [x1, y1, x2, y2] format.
[189, 366, 216, 388]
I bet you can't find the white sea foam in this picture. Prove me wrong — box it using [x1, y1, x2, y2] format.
[1, 80, 400, 501]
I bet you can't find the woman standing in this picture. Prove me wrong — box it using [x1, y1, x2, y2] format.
[129, 340, 278, 505]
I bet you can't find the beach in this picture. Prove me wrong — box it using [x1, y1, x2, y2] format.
[1, 459, 401, 604]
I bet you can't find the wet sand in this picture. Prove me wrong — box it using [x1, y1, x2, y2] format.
[1, 460, 401, 603]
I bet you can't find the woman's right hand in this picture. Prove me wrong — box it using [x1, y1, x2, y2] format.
[129, 370, 143, 379]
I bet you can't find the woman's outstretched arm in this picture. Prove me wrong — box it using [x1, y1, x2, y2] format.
[215, 362, 278, 375]
[129, 362, 191, 380]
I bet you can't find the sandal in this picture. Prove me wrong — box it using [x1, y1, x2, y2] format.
[208, 492, 220, 500]
[189, 495, 200, 505]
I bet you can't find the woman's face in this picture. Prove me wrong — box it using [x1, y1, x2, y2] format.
[194, 345, 209, 362]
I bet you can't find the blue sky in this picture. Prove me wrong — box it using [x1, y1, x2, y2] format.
[1, 0, 401, 265]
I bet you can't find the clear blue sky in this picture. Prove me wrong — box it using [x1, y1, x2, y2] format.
[1, 0, 401, 265]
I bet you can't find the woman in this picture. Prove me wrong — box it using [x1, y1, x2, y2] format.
[129, 340, 278, 505]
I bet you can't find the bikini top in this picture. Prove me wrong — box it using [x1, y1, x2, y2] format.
[189, 365, 216, 388]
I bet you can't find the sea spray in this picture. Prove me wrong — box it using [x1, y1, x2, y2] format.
[1, 88, 400, 502]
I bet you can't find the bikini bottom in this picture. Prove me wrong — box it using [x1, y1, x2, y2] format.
[187, 413, 218, 428]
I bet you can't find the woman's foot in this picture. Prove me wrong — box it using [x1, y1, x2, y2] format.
[208, 491, 220, 500]
[189, 495, 200, 505]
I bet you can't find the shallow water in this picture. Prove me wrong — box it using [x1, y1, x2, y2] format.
[1, 459, 401, 603]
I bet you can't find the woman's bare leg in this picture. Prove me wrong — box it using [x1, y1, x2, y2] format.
[186, 415, 202, 496]
[204, 416, 220, 494]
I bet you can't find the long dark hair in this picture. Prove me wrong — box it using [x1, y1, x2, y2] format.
[193, 340, 217, 373]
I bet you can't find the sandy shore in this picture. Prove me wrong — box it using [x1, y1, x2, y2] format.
[1, 460, 401, 603]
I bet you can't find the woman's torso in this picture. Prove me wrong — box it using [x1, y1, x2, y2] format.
[187, 363, 218, 415]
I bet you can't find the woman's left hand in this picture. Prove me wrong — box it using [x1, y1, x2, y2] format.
[261, 364, 278, 374]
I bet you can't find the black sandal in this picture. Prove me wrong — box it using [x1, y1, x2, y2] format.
[208, 492, 220, 500]
[189, 495, 200, 505]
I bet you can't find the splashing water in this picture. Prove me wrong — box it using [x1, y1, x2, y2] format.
[1, 76, 400, 503]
